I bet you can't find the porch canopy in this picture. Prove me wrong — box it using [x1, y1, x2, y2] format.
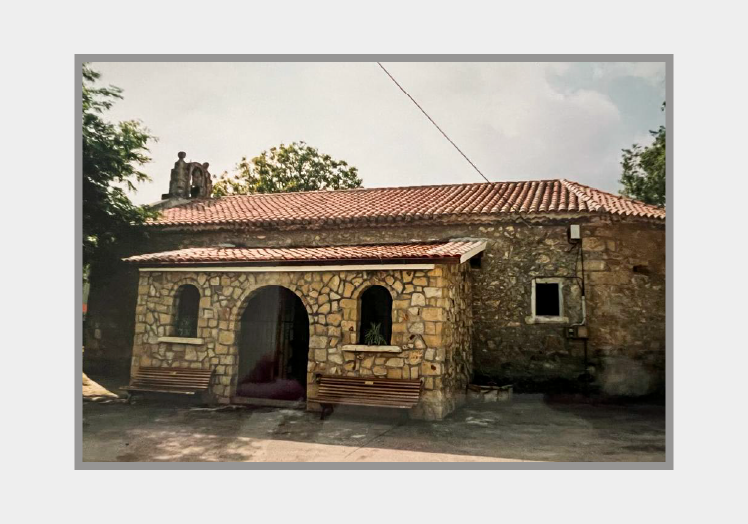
[123, 240, 486, 269]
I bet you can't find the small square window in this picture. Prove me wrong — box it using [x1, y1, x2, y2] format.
[535, 283, 560, 317]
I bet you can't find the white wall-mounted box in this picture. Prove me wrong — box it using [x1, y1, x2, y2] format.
[569, 224, 581, 240]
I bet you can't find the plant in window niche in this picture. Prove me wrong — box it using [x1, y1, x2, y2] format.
[364, 322, 387, 346]
[176, 317, 196, 337]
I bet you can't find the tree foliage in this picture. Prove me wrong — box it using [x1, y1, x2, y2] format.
[212, 141, 362, 196]
[619, 103, 666, 207]
[82, 64, 156, 271]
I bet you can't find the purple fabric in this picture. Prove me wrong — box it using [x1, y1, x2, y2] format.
[235, 379, 305, 401]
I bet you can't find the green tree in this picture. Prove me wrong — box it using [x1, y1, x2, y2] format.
[212, 141, 362, 196]
[82, 64, 156, 271]
[619, 103, 666, 207]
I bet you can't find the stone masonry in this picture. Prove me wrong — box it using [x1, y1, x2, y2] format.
[88, 212, 665, 401]
[130, 263, 473, 420]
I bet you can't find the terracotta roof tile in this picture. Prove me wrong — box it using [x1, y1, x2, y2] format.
[147, 179, 664, 229]
[124, 241, 487, 266]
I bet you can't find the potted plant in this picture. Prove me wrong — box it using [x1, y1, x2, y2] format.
[176, 317, 196, 337]
[364, 322, 387, 346]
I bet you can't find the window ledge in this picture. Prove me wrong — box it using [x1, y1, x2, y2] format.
[158, 336, 205, 345]
[526, 316, 569, 325]
[341, 344, 402, 353]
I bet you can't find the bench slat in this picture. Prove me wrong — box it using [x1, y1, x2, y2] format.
[318, 393, 419, 400]
[318, 381, 420, 387]
[135, 370, 212, 376]
[317, 397, 419, 404]
[312, 399, 417, 409]
[133, 374, 211, 379]
[319, 383, 420, 389]
[132, 382, 210, 386]
[129, 381, 210, 387]
[132, 374, 212, 379]
[124, 367, 213, 396]
[318, 382, 420, 389]
[321, 378, 420, 385]
[317, 388, 420, 398]
[130, 377, 211, 383]
[313, 391, 420, 400]
[120, 386, 195, 395]
[131, 378, 212, 384]
[318, 382, 420, 390]
[313, 395, 419, 405]
[135, 369, 211, 372]
[310, 375, 422, 413]
[135, 368, 212, 374]
[317, 386, 420, 393]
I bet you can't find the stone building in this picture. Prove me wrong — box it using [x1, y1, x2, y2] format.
[84, 152, 666, 420]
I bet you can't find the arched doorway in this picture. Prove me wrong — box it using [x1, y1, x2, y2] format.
[236, 286, 309, 401]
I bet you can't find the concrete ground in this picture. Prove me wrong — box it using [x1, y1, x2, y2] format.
[82, 396, 665, 462]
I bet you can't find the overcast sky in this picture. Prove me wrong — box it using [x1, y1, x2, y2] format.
[91, 61, 666, 205]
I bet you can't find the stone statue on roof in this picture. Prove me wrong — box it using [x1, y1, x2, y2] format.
[162, 151, 212, 200]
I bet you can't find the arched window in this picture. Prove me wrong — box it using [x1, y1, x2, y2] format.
[359, 285, 392, 345]
[174, 285, 200, 337]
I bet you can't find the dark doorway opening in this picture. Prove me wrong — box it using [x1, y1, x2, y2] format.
[236, 286, 309, 400]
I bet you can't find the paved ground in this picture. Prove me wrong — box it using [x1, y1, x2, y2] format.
[82, 396, 665, 462]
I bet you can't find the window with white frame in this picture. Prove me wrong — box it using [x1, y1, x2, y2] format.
[530, 278, 566, 323]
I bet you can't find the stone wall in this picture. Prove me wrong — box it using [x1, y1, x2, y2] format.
[581, 220, 666, 396]
[130, 263, 473, 419]
[89, 212, 665, 398]
[469, 218, 665, 396]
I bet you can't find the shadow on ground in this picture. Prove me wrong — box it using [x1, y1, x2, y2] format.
[82, 392, 665, 462]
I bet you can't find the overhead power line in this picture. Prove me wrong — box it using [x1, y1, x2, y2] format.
[376, 62, 491, 184]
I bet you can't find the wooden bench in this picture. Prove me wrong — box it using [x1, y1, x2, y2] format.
[309, 375, 422, 419]
[122, 367, 213, 400]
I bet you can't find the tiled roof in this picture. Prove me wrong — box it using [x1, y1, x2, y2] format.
[123, 241, 487, 266]
[147, 179, 665, 229]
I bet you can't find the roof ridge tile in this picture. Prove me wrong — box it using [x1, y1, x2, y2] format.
[148, 178, 665, 228]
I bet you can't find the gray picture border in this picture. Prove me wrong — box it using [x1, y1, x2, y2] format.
[75, 54, 673, 470]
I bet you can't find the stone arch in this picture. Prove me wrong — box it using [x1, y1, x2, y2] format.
[352, 276, 398, 345]
[156, 275, 205, 337]
[350, 275, 398, 316]
[162, 275, 206, 300]
[229, 282, 314, 335]
[231, 283, 311, 399]
[351, 278, 397, 302]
